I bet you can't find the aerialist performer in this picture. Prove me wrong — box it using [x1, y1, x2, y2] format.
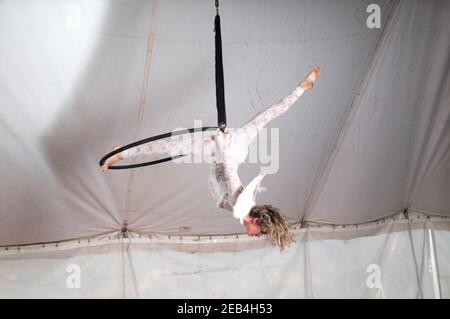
[102, 67, 321, 250]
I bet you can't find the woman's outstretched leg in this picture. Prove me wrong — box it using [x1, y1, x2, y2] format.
[235, 67, 320, 148]
[101, 133, 215, 171]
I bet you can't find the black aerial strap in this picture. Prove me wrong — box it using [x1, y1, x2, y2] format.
[214, 0, 227, 132]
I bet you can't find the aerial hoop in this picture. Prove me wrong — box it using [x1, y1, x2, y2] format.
[99, 0, 227, 170]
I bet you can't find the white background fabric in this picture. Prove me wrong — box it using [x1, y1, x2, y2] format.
[0, 213, 447, 298]
[0, 0, 449, 298]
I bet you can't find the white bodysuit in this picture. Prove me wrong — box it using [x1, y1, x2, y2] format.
[122, 86, 305, 223]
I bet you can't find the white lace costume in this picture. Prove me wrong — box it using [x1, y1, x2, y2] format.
[121, 87, 305, 224]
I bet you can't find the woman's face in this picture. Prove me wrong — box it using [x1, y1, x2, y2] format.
[243, 218, 263, 237]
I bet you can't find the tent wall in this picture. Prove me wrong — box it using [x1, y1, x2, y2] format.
[1, 213, 448, 298]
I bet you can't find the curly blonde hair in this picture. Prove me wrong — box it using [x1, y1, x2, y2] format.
[249, 204, 295, 251]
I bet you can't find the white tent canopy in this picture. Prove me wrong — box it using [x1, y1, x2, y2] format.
[0, 0, 449, 298]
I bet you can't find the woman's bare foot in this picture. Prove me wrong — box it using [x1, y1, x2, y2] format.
[101, 145, 123, 172]
[298, 67, 321, 90]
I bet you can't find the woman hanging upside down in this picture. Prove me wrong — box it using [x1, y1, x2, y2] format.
[102, 67, 320, 250]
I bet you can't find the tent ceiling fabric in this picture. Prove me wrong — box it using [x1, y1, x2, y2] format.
[0, 0, 449, 246]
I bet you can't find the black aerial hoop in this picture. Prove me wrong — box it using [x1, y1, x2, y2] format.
[99, 0, 227, 170]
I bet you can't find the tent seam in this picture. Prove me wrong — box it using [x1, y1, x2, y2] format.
[122, 0, 159, 229]
[302, 0, 403, 220]
[1, 210, 449, 249]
